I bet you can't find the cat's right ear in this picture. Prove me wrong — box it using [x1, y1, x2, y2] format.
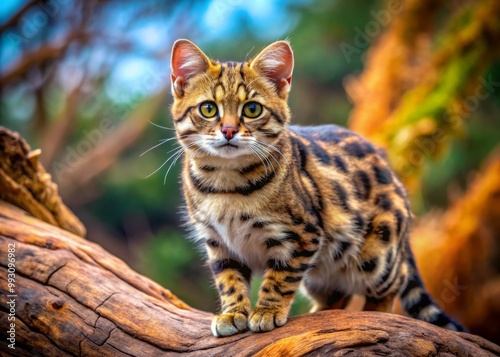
[170, 39, 210, 97]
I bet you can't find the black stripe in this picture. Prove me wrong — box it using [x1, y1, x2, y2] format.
[200, 165, 217, 172]
[268, 108, 284, 124]
[406, 293, 432, 317]
[265, 238, 282, 248]
[267, 260, 311, 273]
[376, 255, 404, 296]
[394, 210, 404, 236]
[400, 274, 422, 298]
[189, 168, 276, 196]
[273, 285, 295, 296]
[284, 276, 302, 283]
[333, 155, 348, 173]
[252, 221, 268, 228]
[240, 213, 250, 221]
[174, 106, 194, 123]
[333, 182, 349, 211]
[239, 63, 245, 80]
[239, 161, 264, 175]
[308, 141, 330, 165]
[293, 248, 316, 258]
[353, 170, 372, 200]
[210, 259, 252, 282]
[283, 231, 301, 243]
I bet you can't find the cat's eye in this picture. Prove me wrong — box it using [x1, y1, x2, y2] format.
[199, 101, 218, 118]
[242, 102, 263, 118]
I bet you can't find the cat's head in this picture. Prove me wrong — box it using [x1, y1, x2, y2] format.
[170, 39, 294, 159]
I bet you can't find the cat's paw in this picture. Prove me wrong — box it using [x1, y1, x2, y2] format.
[248, 306, 288, 332]
[211, 312, 248, 337]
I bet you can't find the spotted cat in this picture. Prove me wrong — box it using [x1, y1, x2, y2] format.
[169, 39, 464, 337]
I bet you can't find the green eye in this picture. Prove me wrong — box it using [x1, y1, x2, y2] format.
[243, 102, 262, 118]
[199, 101, 218, 118]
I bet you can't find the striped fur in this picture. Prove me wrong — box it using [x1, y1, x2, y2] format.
[169, 39, 464, 337]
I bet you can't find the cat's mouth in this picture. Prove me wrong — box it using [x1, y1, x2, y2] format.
[218, 143, 239, 148]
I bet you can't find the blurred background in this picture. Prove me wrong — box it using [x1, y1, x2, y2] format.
[1, 0, 499, 343]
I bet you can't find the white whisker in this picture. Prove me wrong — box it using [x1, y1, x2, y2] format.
[148, 120, 176, 131]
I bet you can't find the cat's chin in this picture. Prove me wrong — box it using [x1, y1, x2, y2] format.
[205, 145, 253, 159]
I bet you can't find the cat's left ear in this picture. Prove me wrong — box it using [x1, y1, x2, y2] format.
[250, 41, 294, 96]
[170, 39, 210, 97]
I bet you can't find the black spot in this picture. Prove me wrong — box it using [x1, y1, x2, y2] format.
[265, 238, 282, 248]
[343, 142, 365, 158]
[226, 286, 235, 295]
[394, 210, 405, 235]
[360, 258, 378, 273]
[373, 165, 392, 184]
[353, 170, 372, 200]
[237, 294, 244, 302]
[284, 231, 301, 243]
[304, 223, 318, 234]
[252, 221, 268, 228]
[333, 241, 351, 260]
[206, 239, 219, 248]
[333, 155, 348, 173]
[326, 290, 345, 306]
[394, 185, 406, 199]
[377, 223, 391, 242]
[286, 206, 304, 225]
[375, 193, 392, 210]
[311, 238, 320, 245]
[240, 213, 250, 221]
[262, 287, 270, 293]
[333, 182, 349, 210]
[218, 283, 225, 292]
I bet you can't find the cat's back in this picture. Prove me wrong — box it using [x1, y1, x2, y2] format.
[288, 124, 390, 175]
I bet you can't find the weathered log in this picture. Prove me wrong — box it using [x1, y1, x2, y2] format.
[0, 127, 85, 237]
[1, 201, 499, 356]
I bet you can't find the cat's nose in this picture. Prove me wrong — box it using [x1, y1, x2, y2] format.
[221, 126, 237, 140]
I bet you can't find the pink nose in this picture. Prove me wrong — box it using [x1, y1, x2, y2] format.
[221, 126, 237, 140]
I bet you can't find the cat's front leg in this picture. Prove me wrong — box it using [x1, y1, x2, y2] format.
[206, 238, 252, 337]
[249, 231, 319, 332]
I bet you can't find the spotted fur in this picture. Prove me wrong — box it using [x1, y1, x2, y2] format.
[169, 39, 465, 337]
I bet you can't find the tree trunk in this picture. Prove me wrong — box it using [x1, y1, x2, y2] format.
[0, 129, 498, 357]
[0, 201, 498, 357]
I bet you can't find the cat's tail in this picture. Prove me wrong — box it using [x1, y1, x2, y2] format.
[399, 248, 466, 332]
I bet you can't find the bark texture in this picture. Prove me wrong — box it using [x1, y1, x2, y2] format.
[1, 201, 499, 356]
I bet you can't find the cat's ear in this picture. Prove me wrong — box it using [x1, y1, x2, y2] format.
[250, 41, 294, 96]
[170, 39, 210, 96]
